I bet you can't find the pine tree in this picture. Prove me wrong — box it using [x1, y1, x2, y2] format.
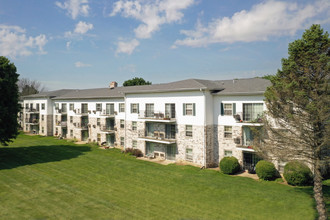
[0, 56, 20, 145]
[256, 24, 329, 220]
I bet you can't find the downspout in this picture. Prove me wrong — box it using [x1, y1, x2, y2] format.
[124, 95, 127, 151]
[200, 88, 207, 168]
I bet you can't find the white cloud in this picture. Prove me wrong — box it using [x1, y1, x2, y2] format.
[55, 0, 90, 19]
[75, 61, 92, 67]
[110, 0, 194, 39]
[66, 41, 72, 49]
[64, 21, 94, 38]
[0, 25, 47, 58]
[116, 39, 140, 55]
[174, 0, 330, 47]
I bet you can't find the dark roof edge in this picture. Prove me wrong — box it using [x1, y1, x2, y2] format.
[122, 87, 208, 94]
[214, 91, 266, 96]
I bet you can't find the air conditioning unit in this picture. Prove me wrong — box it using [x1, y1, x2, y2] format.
[234, 112, 243, 122]
[73, 122, 76, 126]
[234, 137, 241, 144]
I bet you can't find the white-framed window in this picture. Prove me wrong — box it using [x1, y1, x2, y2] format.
[70, 129, 73, 137]
[120, 137, 125, 146]
[186, 125, 193, 137]
[224, 104, 233, 115]
[25, 103, 29, 109]
[97, 118, 100, 126]
[132, 140, 137, 148]
[97, 134, 101, 142]
[42, 127, 44, 134]
[70, 116, 73, 123]
[186, 148, 193, 161]
[36, 103, 40, 111]
[119, 103, 125, 113]
[243, 103, 264, 121]
[96, 103, 102, 112]
[131, 103, 139, 113]
[55, 103, 59, 110]
[224, 126, 232, 138]
[120, 119, 124, 128]
[183, 103, 195, 116]
[224, 150, 232, 157]
[41, 103, 45, 110]
[70, 103, 74, 111]
[132, 121, 137, 131]
[41, 115, 44, 121]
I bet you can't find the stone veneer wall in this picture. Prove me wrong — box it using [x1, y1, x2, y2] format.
[116, 119, 125, 148]
[215, 125, 243, 165]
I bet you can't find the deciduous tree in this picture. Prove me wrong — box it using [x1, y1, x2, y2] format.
[0, 56, 20, 145]
[123, 77, 151, 86]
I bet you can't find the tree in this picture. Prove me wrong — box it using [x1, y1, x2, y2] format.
[0, 56, 20, 145]
[255, 25, 329, 220]
[123, 77, 151, 86]
[18, 78, 45, 96]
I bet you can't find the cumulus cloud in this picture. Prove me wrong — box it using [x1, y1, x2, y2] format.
[110, 0, 194, 39]
[75, 61, 92, 67]
[65, 21, 94, 37]
[116, 39, 140, 55]
[56, 0, 90, 19]
[0, 25, 47, 58]
[173, 0, 330, 47]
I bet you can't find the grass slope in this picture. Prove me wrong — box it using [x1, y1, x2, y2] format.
[0, 134, 326, 219]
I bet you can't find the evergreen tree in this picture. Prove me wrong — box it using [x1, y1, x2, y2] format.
[0, 56, 20, 145]
[256, 25, 329, 219]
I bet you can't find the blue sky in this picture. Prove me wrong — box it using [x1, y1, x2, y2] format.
[0, 0, 329, 90]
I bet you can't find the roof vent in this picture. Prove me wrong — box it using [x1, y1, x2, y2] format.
[109, 81, 118, 89]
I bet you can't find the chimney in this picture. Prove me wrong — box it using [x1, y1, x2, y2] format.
[109, 81, 118, 89]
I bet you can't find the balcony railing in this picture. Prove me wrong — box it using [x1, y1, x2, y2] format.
[26, 108, 39, 113]
[138, 110, 175, 121]
[56, 121, 67, 127]
[25, 118, 39, 124]
[100, 125, 115, 133]
[138, 130, 176, 144]
[233, 112, 263, 123]
[99, 109, 116, 117]
[56, 109, 67, 114]
[73, 109, 89, 115]
[74, 122, 88, 130]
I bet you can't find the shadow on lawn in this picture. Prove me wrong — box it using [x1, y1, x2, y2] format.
[0, 144, 91, 170]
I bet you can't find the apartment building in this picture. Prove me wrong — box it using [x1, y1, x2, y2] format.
[22, 78, 270, 169]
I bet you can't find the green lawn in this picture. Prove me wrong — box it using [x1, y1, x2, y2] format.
[0, 134, 327, 219]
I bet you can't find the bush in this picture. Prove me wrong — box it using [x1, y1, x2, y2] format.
[255, 160, 277, 181]
[219, 157, 240, 174]
[132, 149, 143, 157]
[284, 161, 313, 186]
[124, 148, 134, 154]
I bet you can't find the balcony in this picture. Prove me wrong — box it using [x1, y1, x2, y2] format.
[100, 125, 115, 134]
[99, 110, 116, 117]
[138, 110, 176, 123]
[25, 118, 39, 125]
[73, 109, 88, 116]
[74, 122, 88, 130]
[55, 121, 67, 127]
[55, 109, 67, 115]
[26, 108, 39, 114]
[138, 131, 176, 144]
[233, 112, 263, 124]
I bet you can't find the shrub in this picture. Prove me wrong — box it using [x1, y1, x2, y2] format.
[255, 160, 277, 181]
[284, 161, 313, 186]
[132, 149, 143, 157]
[219, 157, 240, 174]
[124, 148, 134, 154]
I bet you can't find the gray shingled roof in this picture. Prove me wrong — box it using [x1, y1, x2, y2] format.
[214, 78, 271, 95]
[23, 78, 271, 100]
[22, 89, 74, 99]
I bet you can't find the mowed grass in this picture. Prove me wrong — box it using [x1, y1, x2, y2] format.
[0, 134, 326, 219]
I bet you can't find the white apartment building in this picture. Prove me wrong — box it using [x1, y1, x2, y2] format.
[22, 78, 271, 169]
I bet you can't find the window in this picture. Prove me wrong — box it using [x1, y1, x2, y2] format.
[131, 103, 139, 113]
[96, 103, 102, 111]
[97, 134, 101, 142]
[25, 103, 28, 109]
[220, 103, 236, 116]
[42, 127, 44, 134]
[145, 103, 154, 117]
[186, 148, 193, 161]
[132, 140, 137, 148]
[243, 103, 263, 121]
[41, 115, 44, 121]
[70, 103, 74, 111]
[55, 103, 59, 110]
[165, 103, 175, 118]
[62, 103, 67, 112]
[97, 118, 100, 126]
[224, 150, 232, 157]
[243, 127, 254, 146]
[132, 121, 137, 131]
[183, 103, 196, 116]
[70, 130, 73, 137]
[70, 116, 73, 123]
[186, 125, 193, 137]
[119, 103, 125, 113]
[120, 137, 125, 146]
[36, 104, 40, 111]
[41, 103, 45, 110]
[55, 127, 58, 135]
[106, 103, 114, 115]
[120, 119, 124, 128]
[224, 126, 232, 138]
[81, 103, 88, 114]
